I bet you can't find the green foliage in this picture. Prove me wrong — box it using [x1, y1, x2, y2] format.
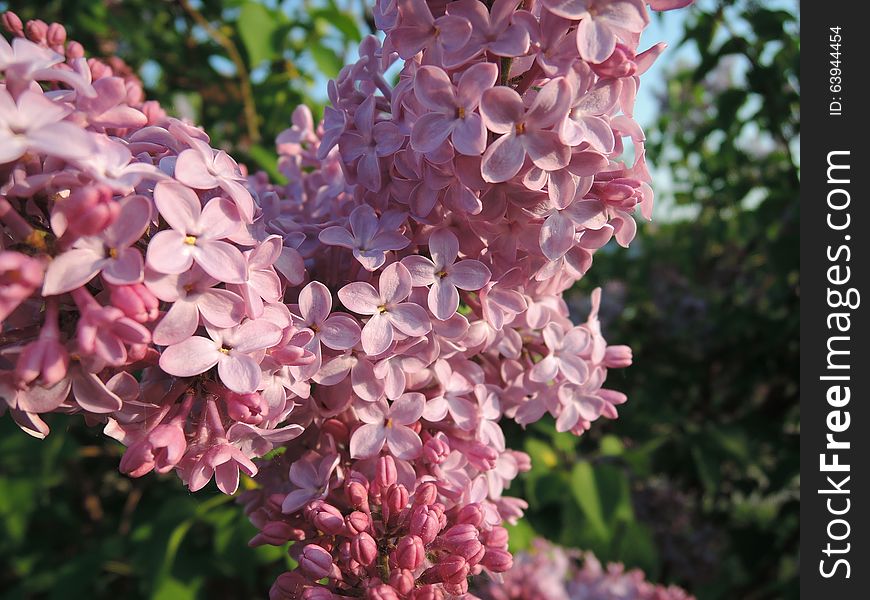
[0, 417, 287, 599]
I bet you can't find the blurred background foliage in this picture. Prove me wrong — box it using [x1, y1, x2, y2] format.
[0, 0, 799, 598]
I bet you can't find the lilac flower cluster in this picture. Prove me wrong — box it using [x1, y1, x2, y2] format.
[475, 538, 695, 600]
[0, 0, 693, 597]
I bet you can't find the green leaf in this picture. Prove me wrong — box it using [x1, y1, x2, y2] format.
[569, 461, 609, 540]
[311, 5, 362, 42]
[309, 43, 343, 79]
[152, 576, 201, 600]
[237, 3, 283, 67]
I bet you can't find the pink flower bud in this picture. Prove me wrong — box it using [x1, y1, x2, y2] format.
[383, 483, 408, 524]
[455, 504, 483, 528]
[423, 435, 450, 464]
[463, 442, 498, 471]
[604, 345, 633, 368]
[225, 391, 266, 425]
[24, 19, 47, 43]
[437, 555, 469, 584]
[409, 586, 443, 600]
[16, 336, 69, 388]
[591, 43, 637, 78]
[1, 12, 23, 36]
[46, 23, 66, 47]
[321, 418, 349, 444]
[442, 523, 479, 547]
[410, 505, 441, 545]
[350, 532, 378, 566]
[270, 572, 306, 600]
[303, 588, 336, 600]
[311, 502, 345, 535]
[346, 481, 370, 512]
[481, 548, 513, 572]
[389, 569, 415, 595]
[481, 526, 509, 549]
[376, 454, 397, 488]
[119, 421, 186, 477]
[60, 186, 119, 238]
[65, 40, 84, 59]
[345, 510, 371, 535]
[250, 521, 297, 546]
[413, 482, 438, 506]
[299, 544, 334, 580]
[393, 535, 425, 570]
[109, 283, 159, 323]
[367, 585, 399, 600]
[0, 252, 44, 323]
[442, 580, 468, 596]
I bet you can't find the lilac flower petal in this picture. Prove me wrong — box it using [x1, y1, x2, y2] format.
[193, 239, 247, 284]
[481, 133, 525, 183]
[411, 112, 454, 154]
[319, 226, 355, 248]
[480, 87, 525, 134]
[362, 312, 394, 356]
[218, 352, 262, 393]
[42, 247, 105, 296]
[159, 336, 220, 376]
[320, 315, 362, 350]
[338, 282, 380, 315]
[429, 279, 459, 321]
[349, 423, 386, 458]
[152, 298, 199, 346]
[386, 425, 422, 459]
[379, 262, 413, 305]
[447, 260, 491, 290]
[197, 289, 245, 328]
[299, 281, 333, 325]
[451, 113, 486, 156]
[387, 303, 432, 336]
[102, 247, 144, 285]
[389, 393, 426, 425]
[153, 180, 201, 233]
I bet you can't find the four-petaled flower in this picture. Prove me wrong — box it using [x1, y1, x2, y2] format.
[159, 319, 283, 393]
[479, 77, 572, 183]
[349, 393, 425, 459]
[402, 228, 491, 321]
[339, 262, 431, 356]
[319, 204, 410, 272]
[146, 180, 247, 284]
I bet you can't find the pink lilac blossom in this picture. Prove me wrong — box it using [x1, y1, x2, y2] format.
[0, 0, 692, 597]
[476, 538, 694, 600]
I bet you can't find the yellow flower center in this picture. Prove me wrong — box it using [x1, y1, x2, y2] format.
[377, 304, 387, 313]
[515, 122, 526, 135]
[184, 235, 197, 245]
[456, 106, 466, 119]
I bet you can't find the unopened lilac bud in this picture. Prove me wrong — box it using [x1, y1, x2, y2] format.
[367, 585, 399, 600]
[604, 344, 633, 368]
[311, 502, 344, 535]
[346, 481, 370, 512]
[376, 455, 397, 488]
[464, 442, 498, 471]
[110, 283, 159, 323]
[225, 391, 266, 425]
[383, 483, 408, 524]
[442, 580, 468, 596]
[65, 40, 84, 59]
[345, 510, 371, 535]
[389, 569, 415, 595]
[1, 12, 23, 36]
[481, 526, 509, 549]
[591, 43, 637, 78]
[321, 418, 348, 444]
[410, 586, 443, 600]
[270, 572, 305, 600]
[62, 186, 119, 237]
[303, 587, 337, 600]
[437, 555, 469, 584]
[442, 523, 479, 547]
[350, 532, 378, 566]
[410, 505, 441, 545]
[512, 450, 532, 472]
[393, 535, 425, 570]
[16, 337, 69, 388]
[423, 435, 450, 464]
[46, 23, 66, 47]
[24, 19, 47, 43]
[481, 548, 513, 572]
[455, 504, 483, 528]
[299, 544, 333, 580]
[457, 539, 485, 565]
[413, 482, 437, 506]
[250, 521, 297, 547]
